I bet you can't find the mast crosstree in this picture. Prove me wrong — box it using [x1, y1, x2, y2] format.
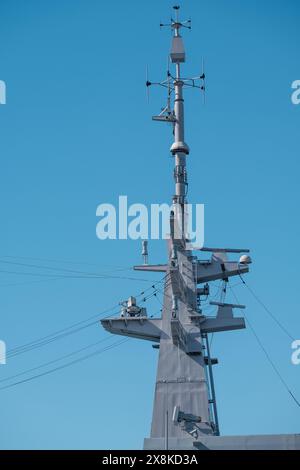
[101, 6, 300, 450]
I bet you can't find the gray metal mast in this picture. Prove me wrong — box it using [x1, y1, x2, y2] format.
[101, 6, 300, 450]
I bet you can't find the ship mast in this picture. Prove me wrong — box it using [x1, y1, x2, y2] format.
[101, 5, 255, 450]
[170, 7, 189, 241]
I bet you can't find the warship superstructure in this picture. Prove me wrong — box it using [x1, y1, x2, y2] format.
[101, 6, 300, 450]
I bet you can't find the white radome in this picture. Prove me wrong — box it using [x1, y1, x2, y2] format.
[239, 254, 252, 265]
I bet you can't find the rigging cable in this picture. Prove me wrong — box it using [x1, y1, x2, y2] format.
[0, 259, 158, 284]
[6, 275, 168, 359]
[229, 283, 300, 410]
[238, 273, 295, 341]
[210, 281, 227, 349]
[0, 254, 131, 269]
[0, 336, 113, 384]
[0, 339, 130, 391]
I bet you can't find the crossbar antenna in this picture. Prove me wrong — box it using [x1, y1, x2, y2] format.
[148, 6, 205, 131]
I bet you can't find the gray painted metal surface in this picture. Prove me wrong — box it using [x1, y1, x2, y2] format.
[100, 7, 299, 450]
[144, 434, 300, 450]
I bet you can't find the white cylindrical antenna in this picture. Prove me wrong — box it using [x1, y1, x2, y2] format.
[142, 240, 149, 265]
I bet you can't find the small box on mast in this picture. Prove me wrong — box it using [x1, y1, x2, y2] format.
[170, 36, 185, 63]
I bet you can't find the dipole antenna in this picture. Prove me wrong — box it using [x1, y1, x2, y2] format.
[160, 5, 192, 32]
[148, 6, 205, 123]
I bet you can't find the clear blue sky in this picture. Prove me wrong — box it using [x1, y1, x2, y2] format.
[0, 0, 299, 449]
